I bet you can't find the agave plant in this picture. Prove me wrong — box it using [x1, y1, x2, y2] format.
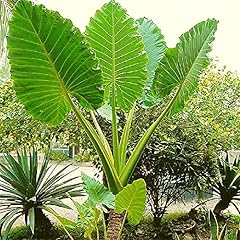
[0, 149, 83, 238]
[213, 153, 240, 215]
[7, 0, 218, 238]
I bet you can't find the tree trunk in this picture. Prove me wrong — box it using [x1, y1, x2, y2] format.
[34, 208, 55, 238]
[213, 189, 237, 215]
[213, 198, 232, 215]
[107, 210, 124, 240]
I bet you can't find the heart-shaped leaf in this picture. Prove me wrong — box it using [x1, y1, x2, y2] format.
[81, 172, 115, 209]
[115, 178, 146, 225]
[85, 1, 147, 111]
[137, 18, 166, 108]
[8, 0, 103, 125]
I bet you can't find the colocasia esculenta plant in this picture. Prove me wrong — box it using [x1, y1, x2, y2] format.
[7, 0, 218, 238]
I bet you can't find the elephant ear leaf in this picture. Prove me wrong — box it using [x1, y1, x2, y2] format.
[153, 19, 218, 115]
[85, 1, 147, 111]
[8, 0, 103, 125]
[81, 172, 115, 209]
[115, 179, 146, 225]
[137, 18, 166, 108]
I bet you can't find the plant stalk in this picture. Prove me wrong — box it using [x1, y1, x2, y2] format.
[90, 110, 113, 161]
[117, 211, 127, 240]
[66, 98, 122, 193]
[101, 210, 108, 240]
[119, 107, 135, 174]
[120, 87, 182, 186]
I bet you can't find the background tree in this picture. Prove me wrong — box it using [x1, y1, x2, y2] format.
[0, 0, 17, 84]
[0, 80, 91, 153]
[184, 62, 240, 150]
[131, 63, 240, 225]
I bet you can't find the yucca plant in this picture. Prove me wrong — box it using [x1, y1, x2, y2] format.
[7, 0, 218, 238]
[0, 149, 83, 238]
[213, 153, 240, 215]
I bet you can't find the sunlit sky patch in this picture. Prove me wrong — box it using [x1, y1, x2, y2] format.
[35, 0, 240, 73]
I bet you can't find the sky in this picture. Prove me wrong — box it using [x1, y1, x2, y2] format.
[35, 0, 240, 73]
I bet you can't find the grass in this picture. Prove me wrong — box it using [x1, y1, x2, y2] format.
[4, 226, 31, 239]
[162, 211, 187, 223]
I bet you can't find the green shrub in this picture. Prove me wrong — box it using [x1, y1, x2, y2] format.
[209, 210, 240, 240]
[224, 213, 240, 224]
[74, 149, 97, 163]
[133, 123, 216, 226]
[5, 226, 31, 239]
[6, 225, 83, 240]
[47, 149, 69, 162]
[162, 212, 187, 223]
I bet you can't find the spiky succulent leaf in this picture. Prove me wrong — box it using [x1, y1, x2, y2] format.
[0, 150, 83, 236]
[137, 17, 166, 108]
[85, 1, 147, 111]
[28, 207, 35, 234]
[153, 19, 218, 114]
[8, 0, 103, 125]
[115, 179, 146, 225]
[209, 210, 218, 240]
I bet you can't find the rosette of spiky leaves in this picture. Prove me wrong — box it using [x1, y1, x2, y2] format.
[0, 149, 82, 237]
[213, 153, 240, 215]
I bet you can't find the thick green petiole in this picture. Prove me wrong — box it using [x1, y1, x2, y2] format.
[120, 87, 182, 186]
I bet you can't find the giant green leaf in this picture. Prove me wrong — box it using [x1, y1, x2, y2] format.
[81, 172, 115, 209]
[137, 18, 166, 108]
[8, 0, 103, 125]
[85, 0, 147, 111]
[153, 19, 218, 114]
[115, 179, 146, 225]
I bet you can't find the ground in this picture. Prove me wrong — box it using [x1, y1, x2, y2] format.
[1, 161, 239, 228]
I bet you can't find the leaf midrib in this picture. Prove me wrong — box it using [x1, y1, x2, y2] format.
[22, 4, 73, 112]
[111, 5, 116, 98]
[177, 25, 215, 99]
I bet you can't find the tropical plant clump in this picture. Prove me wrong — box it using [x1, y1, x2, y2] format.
[7, 0, 218, 238]
[46, 173, 146, 240]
